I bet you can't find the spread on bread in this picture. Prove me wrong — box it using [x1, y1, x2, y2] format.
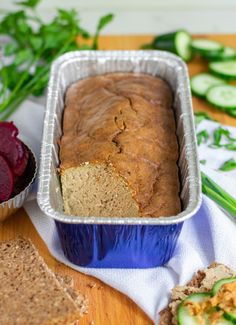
[159, 263, 236, 325]
[178, 278, 236, 324]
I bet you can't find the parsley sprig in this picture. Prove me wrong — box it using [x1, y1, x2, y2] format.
[0, 0, 113, 119]
[194, 111, 213, 126]
[219, 158, 236, 172]
[211, 127, 236, 149]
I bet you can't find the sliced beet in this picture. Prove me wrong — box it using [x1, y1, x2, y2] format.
[0, 121, 18, 138]
[0, 122, 28, 177]
[14, 143, 29, 176]
[0, 154, 14, 202]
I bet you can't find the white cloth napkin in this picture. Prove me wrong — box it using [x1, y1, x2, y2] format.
[8, 100, 236, 324]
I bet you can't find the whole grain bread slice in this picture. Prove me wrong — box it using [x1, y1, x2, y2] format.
[0, 237, 87, 325]
[159, 262, 236, 325]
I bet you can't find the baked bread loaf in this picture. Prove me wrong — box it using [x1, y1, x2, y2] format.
[0, 237, 87, 325]
[60, 73, 180, 217]
[159, 263, 236, 325]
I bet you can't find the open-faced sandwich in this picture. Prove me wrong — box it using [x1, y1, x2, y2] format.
[159, 263, 236, 325]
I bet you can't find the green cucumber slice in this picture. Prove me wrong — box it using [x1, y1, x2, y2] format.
[177, 292, 234, 325]
[212, 277, 236, 295]
[152, 29, 192, 61]
[191, 39, 224, 55]
[176, 30, 192, 61]
[204, 46, 236, 62]
[212, 278, 236, 324]
[206, 85, 236, 110]
[209, 60, 236, 80]
[224, 312, 236, 324]
[190, 73, 226, 98]
[177, 293, 211, 325]
[218, 318, 235, 325]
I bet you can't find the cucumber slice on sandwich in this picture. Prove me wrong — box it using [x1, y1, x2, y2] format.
[152, 30, 192, 61]
[177, 292, 233, 325]
[209, 60, 236, 80]
[177, 293, 212, 325]
[191, 39, 224, 56]
[190, 73, 226, 98]
[212, 278, 236, 324]
[212, 277, 236, 295]
[206, 85, 236, 111]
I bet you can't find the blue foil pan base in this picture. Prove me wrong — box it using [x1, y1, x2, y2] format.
[55, 221, 183, 268]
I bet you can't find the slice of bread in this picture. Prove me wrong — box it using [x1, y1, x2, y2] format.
[0, 237, 87, 325]
[159, 262, 236, 325]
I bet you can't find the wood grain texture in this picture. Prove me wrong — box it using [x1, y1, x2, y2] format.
[0, 34, 236, 325]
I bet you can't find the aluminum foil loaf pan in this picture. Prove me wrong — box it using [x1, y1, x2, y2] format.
[37, 51, 201, 268]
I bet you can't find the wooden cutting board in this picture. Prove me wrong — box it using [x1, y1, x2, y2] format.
[0, 34, 236, 325]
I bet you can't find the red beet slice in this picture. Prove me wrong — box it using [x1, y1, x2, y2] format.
[0, 122, 28, 177]
[0, 121, 18, 138]
[14, 142, 29, 176]
[0, 154, 14, 202]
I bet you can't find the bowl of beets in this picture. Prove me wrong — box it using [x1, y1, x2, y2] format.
[0, 121, 37, 221]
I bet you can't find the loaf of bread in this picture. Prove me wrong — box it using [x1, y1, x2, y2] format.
[60, 73, 180, 217]
[0, 237, 86, 325]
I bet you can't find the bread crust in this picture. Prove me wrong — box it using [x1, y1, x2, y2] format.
[60, 73, 180, 217]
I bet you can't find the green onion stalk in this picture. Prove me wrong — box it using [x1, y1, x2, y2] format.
[201, 172, 236, 217]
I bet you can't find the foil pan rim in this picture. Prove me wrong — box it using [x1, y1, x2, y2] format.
[37, 50, 202, 225]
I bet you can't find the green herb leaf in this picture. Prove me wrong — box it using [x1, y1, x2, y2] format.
[4, 43, 18, 56]
[200, 159, 207, 165]
[96, 13, 114, 34]
[16, 0, 41, 9]
[0, 3, 113, 118]
[197, 130, 209, 145]
[224, 143, 236, 151]
[93, 13, 114, 49]
[212, 126, 236, 147]
[14, 48, 33, 66]
[208, 144, 222, 149]
[194, 111, 213, 126]
[29, 36, 43, 51]
[219, 158, 236, 171]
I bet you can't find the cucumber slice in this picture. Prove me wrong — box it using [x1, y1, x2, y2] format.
[152, 29, 192, 61]
[204, 46, 236, 62]
[209, 60, 236, 80]
[224, 312, 236, 324]
[212, 277, 236, 295]
[212, 278, 236, 324]
[190, 73, 226, 98]
[191, 39, 224, 56]
[177, 293, 211, 325]
[219, 318, 235, 325]
[177, 292, 234, 325]
[206, 85, 236, 110]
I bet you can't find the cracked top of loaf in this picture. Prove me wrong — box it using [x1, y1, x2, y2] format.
[60, 73, 181, 217]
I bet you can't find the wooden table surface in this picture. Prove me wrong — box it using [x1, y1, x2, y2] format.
[1, 34, 236, 325]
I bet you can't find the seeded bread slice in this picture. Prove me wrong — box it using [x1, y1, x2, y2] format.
[159, 262, 236, 325]
[0, 237, 87, 325]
